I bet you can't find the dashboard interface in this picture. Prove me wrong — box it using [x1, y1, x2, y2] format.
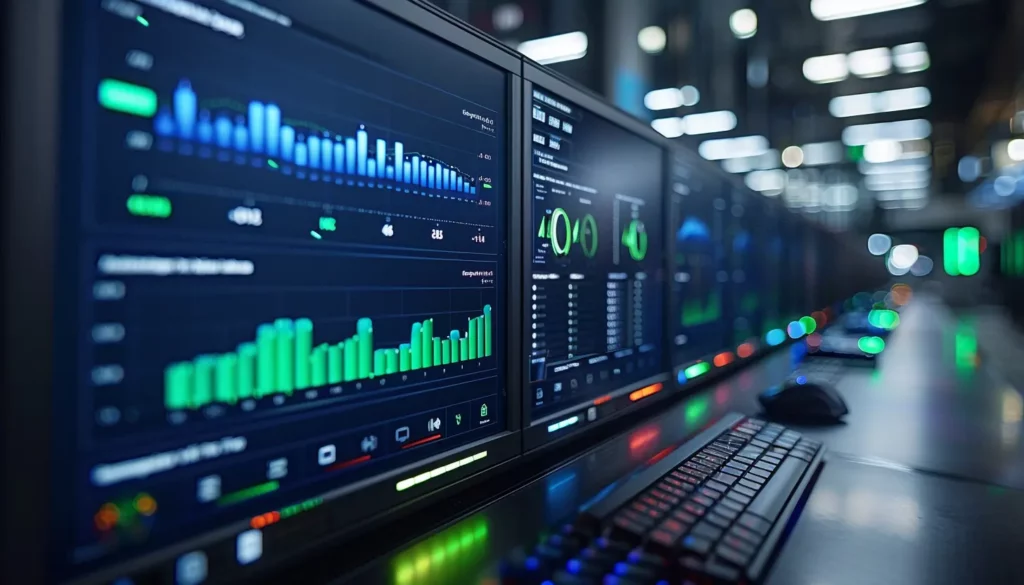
[670, 158, 730, 372]
[526, 86, 665, 426]
[57, 1, 507, 579]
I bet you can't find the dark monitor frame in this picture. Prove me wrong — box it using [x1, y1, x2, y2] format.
[3, 1, 524, 583]
[520, 62, 671, 452]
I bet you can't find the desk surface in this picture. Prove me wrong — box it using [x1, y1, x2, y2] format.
[339, 299, 1024, 584]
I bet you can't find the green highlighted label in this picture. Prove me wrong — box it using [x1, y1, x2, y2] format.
[98, 79, 158, 118]
[126, 194, 171, 218]
[319, 217, 337, 231]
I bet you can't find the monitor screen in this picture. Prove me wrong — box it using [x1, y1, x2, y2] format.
[781, 215, 808, 325]
[57, 1, 508, 581]
[760, 203, 786, 336]
[726, 188, 765, 348]
[670, 156, 730, 378]
[525, 85, 665, 440]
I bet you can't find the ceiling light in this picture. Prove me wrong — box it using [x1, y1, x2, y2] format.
[802, 141, 844, 166]
[842, 119, 932, 145]
[681, 110, 737, 135]
[829, 87, 931, 118]
[863, 140, 903, 163]
[803, 54, 848, 84]
[811, 0, 928, 21]
[1008, 139, 1024, 162]
[859, 158, 931, 174]
[782, 146, 805, 168]
[892, 42, 930, 73]
[680, 85, 701, 107]
[651, 117, 685, 138]
[847, 47, 892, 78]
[730, 9, 758, 39]
[637, 26, 667, 54]
[721, 149, 780, 173]
[518, 32, 588, 65]
[492, 4, 524, 32]
[868, 233, 892, 256]
[699, 135, 769, 160]
[745, 169, 786, 193]
[644, 87, 683, 110]
[890, 244, 919, 270]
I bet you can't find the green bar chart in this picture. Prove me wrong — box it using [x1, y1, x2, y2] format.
[681, 292, 721, 327]
[163, 304, 494, 410]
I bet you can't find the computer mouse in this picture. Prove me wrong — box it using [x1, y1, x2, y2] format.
[758, 377, 849, 422]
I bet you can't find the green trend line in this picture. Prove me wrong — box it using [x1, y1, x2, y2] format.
[218, 481, 279, 506]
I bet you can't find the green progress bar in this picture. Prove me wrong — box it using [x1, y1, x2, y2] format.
[482, 183, 492, 189]
[218, 480, 279, 506]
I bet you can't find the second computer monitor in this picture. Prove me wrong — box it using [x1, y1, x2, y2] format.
[523, 67, 666, 449]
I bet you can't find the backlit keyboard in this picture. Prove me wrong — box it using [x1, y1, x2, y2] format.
[501, 413, 824, 584]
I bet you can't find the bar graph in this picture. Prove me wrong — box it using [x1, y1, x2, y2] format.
[164, 305, 494, 411]
[681, 292, 722, 327]
[144, 79, 484, 197]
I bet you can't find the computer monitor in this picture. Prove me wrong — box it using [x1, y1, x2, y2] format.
[21, 1, 521, 582]
[780, 213, 810, 333]
[521, 65, 667, 449]
[669, 151, 730, 386]
[726, 187, 766, 350]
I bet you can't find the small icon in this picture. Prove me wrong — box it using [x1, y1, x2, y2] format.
[382, 223, 394, 237]
[587, 407, 597, 422]
[197, 475, 221, 503]
[318, 216, 337, 231]
[175, 551, 208, 585]
[536, 388, 544, 400]
[479, 403, 489, 417]
[236, 529, 263, 565]
[360, 435, 378, 453]
[395, 426, 410, 443]
[553, 382, 563, 392]
[455, 413, 463, 426]
[570, 379, 578, 389]
[267, 457, 288, 480]
[428, 417, 442, 432]
[318, 445, 336, 466]
[586, 374, 594, 384]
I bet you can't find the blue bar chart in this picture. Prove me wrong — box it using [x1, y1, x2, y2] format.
[151, 79, 481, 197]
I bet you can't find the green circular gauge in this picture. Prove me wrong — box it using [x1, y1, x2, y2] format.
[579, 214, 599, 258]
[549, 208, 572, 256]
[622, 219, 648, 261]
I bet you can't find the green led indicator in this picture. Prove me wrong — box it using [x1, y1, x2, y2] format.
[97, 79, 158, 118]
[482, 183, 492, 189]
[126, 194, 171, 218]
[957, 226, 980, 276]
[847, 145, 865, 162]
[267, 159, 279, 169]
[310, 230, 322, 239]
[684, 362, 711, 380]
[217, 480, 279, 506]
[319, 217, 337, 231]
[136, 15, 149, 26]
[799, 316, 817, 335]
[857, 336, 886, 355]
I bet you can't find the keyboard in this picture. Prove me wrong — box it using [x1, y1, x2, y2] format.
[501, 413, 824, 584]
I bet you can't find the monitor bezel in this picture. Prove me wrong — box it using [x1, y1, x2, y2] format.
[520, 62, 671, 452]
[6, 1, 525, 583]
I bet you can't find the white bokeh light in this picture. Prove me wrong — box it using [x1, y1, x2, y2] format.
[868, 233, 892, 256]
[637, 26, 667, 54]
[890, 244, 919, 270]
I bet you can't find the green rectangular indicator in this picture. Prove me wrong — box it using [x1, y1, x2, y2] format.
[217, 480, 280, 506]
[98, 79, 158, 117]
[126, 194, 171, 218]
[684, 362, 710, 380]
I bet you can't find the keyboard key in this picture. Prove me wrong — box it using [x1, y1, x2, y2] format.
[691, 494, 715, 508]
[746, 458, 809, 523]
[712, 473, 737, 486]
[726, 491, 752, 506]
[627, 548, 667, 568]
[714, 543, 752, 568]
[671, 509, 698, 525]
[685, 461, 715, 475]
[698, 452, 727, 466]
[737, 513, 771, 535]
[721, 535, 757, 557]
[761, 456, 782, 465]
[718, 497, 745, 513]
[733, 455, 755, 465]
[742, 473, 765, 485]
[705, 512, 732, 530]
[713, 504, 739, 521]
[613, 561, 657, 580]
[650, 490, 680, 506]
[738, 479, 762, 492]
[682, 501, 706, 517]
[699, 486, 722, 500]
[725, 460, 748, 472]
[610, 516, 648, 541]
[705, 479, 730, 492]
[705, 558, 742, 580]
[728, 525, 763, 547]
[681, 534, 713, 556]
[749, 439, 770, 449]
[732, 485, 757, 498]
[770, 448, 789, 456]
[703, 447, 732, 459]
[754, 461, 776, 473]
[720, 466, 743, 478]
[691, 521, 723, 541]
[748, 467, 770, 479]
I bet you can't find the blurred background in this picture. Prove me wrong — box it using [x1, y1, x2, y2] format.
[425, 0, 1024, 304]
